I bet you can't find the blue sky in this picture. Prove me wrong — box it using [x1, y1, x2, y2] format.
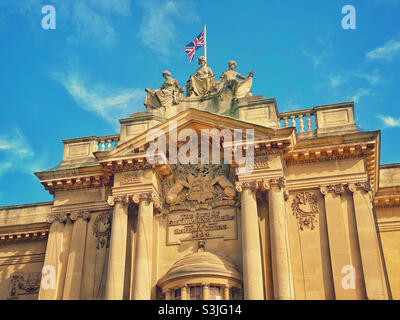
[1, 0, 400, 206]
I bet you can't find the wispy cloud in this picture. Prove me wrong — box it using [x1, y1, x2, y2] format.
[51, 71, 145, 129]
[366, 39, 400, 61]
[0, 128, 47, 178]
[328, 75, 346, 88]
[301, 48, 332, 69]
[354, 69, 383, 86]
[378, 115, 400, 127]
[350, 88, 373, 103]
[0, 0, 131, 48]
[138, 0, 199, 56]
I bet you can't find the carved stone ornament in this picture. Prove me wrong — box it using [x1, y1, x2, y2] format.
[235, 180, 258, 192]
[254, 155, 271, 169]
[162, 164, 237, 213]
[92, 212, 112, 250]
[260, 177, 286, 190]
[291, 192, 319, 231]
[70, 210, 90, 222]
[46, 212, 67, 224]
[8, 272, 41, 299]
[319, 184, 345, 196]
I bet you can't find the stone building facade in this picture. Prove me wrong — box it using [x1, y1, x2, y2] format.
[1, 61, 400, 300]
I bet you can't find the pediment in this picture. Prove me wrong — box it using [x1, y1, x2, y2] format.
[94, 108, 296, 164]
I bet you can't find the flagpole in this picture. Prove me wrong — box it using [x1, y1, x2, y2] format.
[204, 24, 207, 63]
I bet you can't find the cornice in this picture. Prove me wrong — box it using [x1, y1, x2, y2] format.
[285, 137, 379, 193]
[0, 228, 48, 243]
[35, 165, 112, 195]
[286, 172, 368, 191]
[377, 220, 400, 232]
[374, 186, 400, 207]
[0, 253, 45, 266]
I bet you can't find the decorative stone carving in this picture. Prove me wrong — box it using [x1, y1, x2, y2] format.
[187, 56, 216, 97]
[107, 195, 115, 206]
[319, 184, 345, 196]
[144, 70, 184, 110]
[291, 192, 319, 231]
[8, 272, 41, 299]
[347, 183, 357, 193]
[70, 210, 90, 222]
[283, 190, 289, 201]
[92, 212, 112, 250]
[349, 181, 372, 193]
[235, 180, 258, 192]
[108, 193, 160, 209]
[254, 155, 271, 169]
[261, 177, 286, 190]
[163, 164, 237, 213]
[319, 186, 329, 196]
[333, 184, 344, 194]
[46, 212, 67, 224]
[360, 181, 372, 192]
[121, 171, 140, 185]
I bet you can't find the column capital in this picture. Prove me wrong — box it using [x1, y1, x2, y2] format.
[107, 195, 127, 206]
[261, 177, 286, 190]
[46, 212, 67, 224]
[320, 184, 344, 196]
[70, 210, 90, 222]
[108, 192, 160, 208]
[347, 181, 371, 193]
[235, 180, 258, 193]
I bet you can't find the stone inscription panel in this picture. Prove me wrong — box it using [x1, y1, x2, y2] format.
[167, 207, 237, 245]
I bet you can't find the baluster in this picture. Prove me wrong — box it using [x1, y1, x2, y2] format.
[107, 139, 112, 150]
[306, 114, 312, 132]
[299, 115, 305, 132]
[100, 140, 106, 151]
[291, 116, 296, 128]
[283, 117, 288, 128]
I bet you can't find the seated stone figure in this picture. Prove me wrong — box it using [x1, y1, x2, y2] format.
[215, 60, 254, 99]
[187, 56, 216, 97]
[144, 70, 184, 110]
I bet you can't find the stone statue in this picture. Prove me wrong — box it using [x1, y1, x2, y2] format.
[186, 56, 216, 97]
[144, 70, 184, 110]
[215, 60, 253, 99]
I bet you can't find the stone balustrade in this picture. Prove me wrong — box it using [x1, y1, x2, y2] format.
[278, 109, 316, 133]
[278, 102, 358, 137]
[60, 134, 120, 167]
[97, 134, 120, 151]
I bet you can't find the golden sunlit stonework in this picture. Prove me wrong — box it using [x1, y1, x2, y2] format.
[1, 60, 400, 300]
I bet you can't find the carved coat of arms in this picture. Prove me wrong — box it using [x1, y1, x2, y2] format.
[291, 192, 320, 231]
[163, 164, 237, 213]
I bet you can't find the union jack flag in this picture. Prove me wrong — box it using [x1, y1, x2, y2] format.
[184, 28, 205, 63]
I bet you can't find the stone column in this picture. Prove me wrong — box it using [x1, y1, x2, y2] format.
[203, 284, 210, 300]
[132, 194, 154, 300]
[265, 178, 294, 300]
[105, 197, 129, 300]
[349, 182, 389, 300]
[38, 213, 67, 300]
[164, 289, 172, 300]
[236, 181, 264, 300]
[223, 285, 230, 300]
[62, 211, 89, 300]
[181, 285, 188, 300]
[321, 185, 356, 299]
